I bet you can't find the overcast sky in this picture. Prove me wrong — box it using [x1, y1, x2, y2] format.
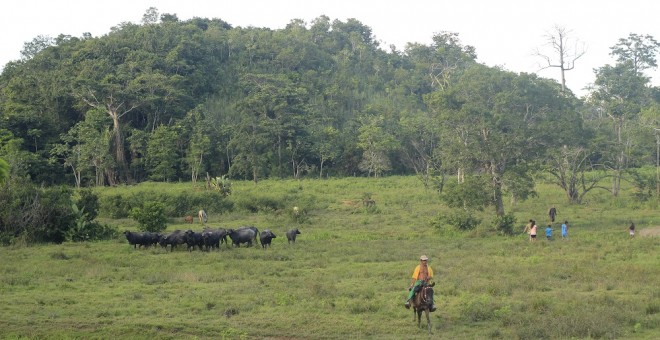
[1, 0, 659, 97]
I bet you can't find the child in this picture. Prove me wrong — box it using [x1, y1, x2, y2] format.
[628, 222, 635, 238]
[545, 224, 553, 240]
[561, 221, 568, 239]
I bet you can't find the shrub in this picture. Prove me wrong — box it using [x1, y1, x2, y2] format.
[491, 213, 517, 235]
[0, 178, 76, 244]
[129, 202, 167, 233]
[432, 209, 481, 231]
[75, 188, 100, 221]
[236, 194, 284, 213]
[66, 203, 118, 242]
[101, 194, 132, 218]
[99, 190, 233, 218]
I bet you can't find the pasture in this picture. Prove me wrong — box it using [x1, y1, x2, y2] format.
[1, 176, 658, 339]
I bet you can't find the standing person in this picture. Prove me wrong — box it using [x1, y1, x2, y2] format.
[545, 224, 553, 240]
[561, 221, 569, 239]
[530, 221, 538, 242]
[523, 219, 533, 241]
[628, 222, 635, 238]
[404, 255, 437, 312]
[548, 207, 557, 222]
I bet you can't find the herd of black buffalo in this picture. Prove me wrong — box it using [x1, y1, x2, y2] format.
[123, 227, 301, 251]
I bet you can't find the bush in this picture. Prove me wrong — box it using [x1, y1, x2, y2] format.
[432, 209, 481, 231]
[491, 213, 517, 235]
[129, 202, 167, 233]
[236, 194, 284, 213]
[66, 203, 118, 242]
[99, 190, 233, 219]
[75, 188, 100, 221]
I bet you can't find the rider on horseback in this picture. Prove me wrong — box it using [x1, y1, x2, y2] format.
[404, 255, 437, 312]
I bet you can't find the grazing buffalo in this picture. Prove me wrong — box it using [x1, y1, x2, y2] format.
[286, 228, 301, 244]
[260, 229, 277, 249]
[124, 230, 158, 249]
[202, 228, 228, 251]
[184, 215, 193, 224]
[159, 230, 186, 251]
[184, 230, 205, 251]
[198, 209, 208, 224]
[228, 227, 258, 247]
[144, 232, 161, 247]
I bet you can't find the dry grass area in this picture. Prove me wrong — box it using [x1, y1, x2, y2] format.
[639, 226, 660, 237]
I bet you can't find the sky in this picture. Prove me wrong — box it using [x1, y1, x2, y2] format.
[1, 0, 659, 98]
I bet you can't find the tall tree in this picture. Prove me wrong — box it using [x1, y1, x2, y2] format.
[426, 65, 574, 216]
[610, 33, 660, 73]
[590, 33, 657, 196]
[534, 25, 586, 93]
[183, 107, 211, 186]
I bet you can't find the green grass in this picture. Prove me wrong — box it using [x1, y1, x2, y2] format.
[1, 176, 659, 339]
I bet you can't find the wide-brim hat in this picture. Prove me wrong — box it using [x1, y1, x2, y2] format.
[420, 255, 429, 261]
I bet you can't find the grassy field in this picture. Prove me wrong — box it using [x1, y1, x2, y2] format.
[1, 176, 658, 339]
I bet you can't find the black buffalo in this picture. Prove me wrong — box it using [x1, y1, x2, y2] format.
[124, 230, 158, 249]
[159, 230, 186, 251]
[184, 230, 205, 251]
[202, 228, 228, 251]
[259, 229, 277, 249]
[286, 228, 301, 244]
[228, 227, 259, 247]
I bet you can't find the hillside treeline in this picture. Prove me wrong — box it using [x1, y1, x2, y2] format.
[0, 9, 658, 202]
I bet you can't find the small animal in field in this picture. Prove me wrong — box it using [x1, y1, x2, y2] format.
[286, 228, 301, 244]
[260, 229, 277, 249]
[184, 215, 193, 224]
[198, 209, 207, 224]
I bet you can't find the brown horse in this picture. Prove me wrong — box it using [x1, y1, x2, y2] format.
[412, 282, 434, 334]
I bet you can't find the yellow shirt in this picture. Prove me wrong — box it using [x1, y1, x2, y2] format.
[411, 265, 434, 281]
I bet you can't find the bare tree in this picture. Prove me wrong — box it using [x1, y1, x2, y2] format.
[534, 25, 586, 93]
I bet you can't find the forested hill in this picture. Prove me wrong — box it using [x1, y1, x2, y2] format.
[0, 10, 658, 195]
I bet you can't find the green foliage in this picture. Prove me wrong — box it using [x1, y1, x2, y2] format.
[0, 10, 657, 189]
[99, 189, 233, 218]
[75, 188, 100, 221]
[235, 194, 285, 213]
[146, 125, 180, 182]
[66, 203, 117, 242]
[129, 202, 167, 233]
[440, 175, 491, 211]
[629, 167, 658, 202]
[209, 175, 232, 197]
[0, 158, 9, 184]
[432, 209, 481, 231]
[490, 213, 517, 235]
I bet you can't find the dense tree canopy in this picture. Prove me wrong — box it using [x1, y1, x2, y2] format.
[0, 9, 658, 210]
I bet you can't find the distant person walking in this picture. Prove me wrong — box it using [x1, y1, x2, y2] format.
[545, 224, 553, 240]
[548, 207, 557, 222]
[561, 221, 569, 239]
[523, 219, 533, 241]
[628, 222, 635, 238]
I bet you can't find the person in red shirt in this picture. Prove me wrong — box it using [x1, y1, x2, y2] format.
[404, 255, 436, 311]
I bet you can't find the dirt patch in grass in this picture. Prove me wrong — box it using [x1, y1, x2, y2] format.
[639, 226, 660, 237]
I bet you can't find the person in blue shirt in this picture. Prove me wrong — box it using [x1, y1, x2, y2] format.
[545, 224, 553, 240]
[561, 221, 568, 239]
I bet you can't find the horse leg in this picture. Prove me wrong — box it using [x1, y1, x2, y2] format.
[417, 310, 422, 329]
[425, 309, 432, 334]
